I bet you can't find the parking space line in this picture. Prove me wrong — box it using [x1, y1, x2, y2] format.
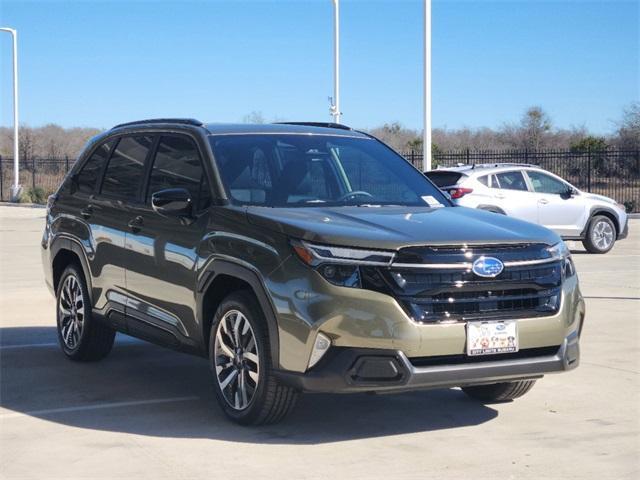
[0, 343, 59, 350]
[0, 396, 201, 420]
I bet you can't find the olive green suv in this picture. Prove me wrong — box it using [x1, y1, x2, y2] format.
[42, 119, 585, 424]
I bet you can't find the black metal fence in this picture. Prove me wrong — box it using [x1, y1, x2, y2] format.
[1, 149, 639, 211]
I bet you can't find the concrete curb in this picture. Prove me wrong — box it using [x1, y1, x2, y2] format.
[0, 202, 46, 209]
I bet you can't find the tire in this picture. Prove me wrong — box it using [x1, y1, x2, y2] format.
[56, 264, 115, 361]
[582, 215, 616, 254]
[462, 380, 536, 402]
[209, 290, 298, 425]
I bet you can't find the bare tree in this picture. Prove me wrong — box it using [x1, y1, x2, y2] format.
[614, 102, 640, 150]
[242, 111, 266, 124]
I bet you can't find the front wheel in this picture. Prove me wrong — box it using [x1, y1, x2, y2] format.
[209, 291, 298, 425]
[462, 380, 536, 402]
[582, 215, 616, 254]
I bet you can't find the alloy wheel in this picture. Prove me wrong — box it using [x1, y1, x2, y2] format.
[214, 309, 260, 410]
[58, 274, 85, 349]
[592, 220, 614, 250]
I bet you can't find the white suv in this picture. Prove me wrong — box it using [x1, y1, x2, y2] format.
[426, 163, 629, 254]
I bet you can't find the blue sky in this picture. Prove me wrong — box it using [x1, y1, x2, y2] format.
[0, 0, 638, 133]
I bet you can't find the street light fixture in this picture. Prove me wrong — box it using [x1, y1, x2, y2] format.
[0, 27, 20, 200]
[329, 0, 341, 123]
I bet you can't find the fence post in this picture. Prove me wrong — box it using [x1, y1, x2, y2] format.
[0, 155, 3, 201]
[65, 156, 69, 172]
[587, 146, 592, 192]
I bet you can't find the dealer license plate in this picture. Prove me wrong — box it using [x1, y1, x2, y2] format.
[466, 320, 519, 356]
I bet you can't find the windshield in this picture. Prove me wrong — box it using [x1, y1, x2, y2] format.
[209, 134, 450, 208]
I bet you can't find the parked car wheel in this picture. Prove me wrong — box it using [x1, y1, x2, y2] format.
[209, 291, 298, 425]
[462, 380, 536, 402]
[56, 264, 115, 361]
[582, 215, 616, 254]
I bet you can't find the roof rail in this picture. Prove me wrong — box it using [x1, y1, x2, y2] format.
[274, 121, 352, 131]
[112, 118, 204, 129]
[472, 162, 538, 169]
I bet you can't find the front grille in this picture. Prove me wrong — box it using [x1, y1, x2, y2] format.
[360, 243, 563, 323]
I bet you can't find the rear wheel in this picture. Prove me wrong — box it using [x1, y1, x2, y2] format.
[462, 380, 536, 402]
[209, 291, 298, 425]
[56, 265, 115, 361]
[582, 215, 616, 254]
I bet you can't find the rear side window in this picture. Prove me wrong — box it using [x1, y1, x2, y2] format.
[76, 140, 113, 194]
[101, 136, 153, 200]
[477, 175, 489, 187]
[424, 171, 464, 188]
[147, 136, 211, 210]
[494, 171, 528, 191]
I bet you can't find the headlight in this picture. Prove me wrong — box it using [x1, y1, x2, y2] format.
[291, 240, 395, 288]
[547, 241, 575, 278]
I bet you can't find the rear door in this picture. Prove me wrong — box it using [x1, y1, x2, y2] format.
[90, 135, 153, 328]
[490, 170, 538, 223]
[525, 169, 586, 237]
[123, 134, 212, 347]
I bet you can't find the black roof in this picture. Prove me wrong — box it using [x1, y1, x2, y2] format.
[110, 118, 367, 137]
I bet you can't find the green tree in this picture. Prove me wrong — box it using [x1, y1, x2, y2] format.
[570, 136, 608, 152]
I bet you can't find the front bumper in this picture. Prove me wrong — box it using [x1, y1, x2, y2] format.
[269, 250, 585, 373]
[276, 330, 580, 393]
[618, 215, 629, 240]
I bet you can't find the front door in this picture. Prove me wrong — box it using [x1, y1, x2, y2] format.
[525, 170, 586, 237]
[123, 134, 212, 348]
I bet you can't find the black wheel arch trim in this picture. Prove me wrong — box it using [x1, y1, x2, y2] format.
[50, 234, 94, 304]
[581, 206, 621, 238]
[196, 258, 280, 368]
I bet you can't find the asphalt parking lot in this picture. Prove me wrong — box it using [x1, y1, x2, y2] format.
[0, 205, 638, 480]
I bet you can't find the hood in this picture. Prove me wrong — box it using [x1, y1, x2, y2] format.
[582, 192, 618, 205]
[246, 205, 560, 250]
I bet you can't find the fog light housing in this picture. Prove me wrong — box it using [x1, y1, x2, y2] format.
[308, 332, 331, 369]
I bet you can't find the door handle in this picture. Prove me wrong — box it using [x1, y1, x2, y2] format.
[495, 193, 506, 199]
[538, 199, 549, 205]
[128, 216, 143, 232]
[80, 205, 93, 219]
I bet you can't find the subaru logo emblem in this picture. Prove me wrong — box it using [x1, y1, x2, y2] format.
[472, 256, 504, 278]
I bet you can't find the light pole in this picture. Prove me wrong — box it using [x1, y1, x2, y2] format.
[423, 0, 432, 172]
[0, 27, 20, 200]
[329, 0, 341, 123]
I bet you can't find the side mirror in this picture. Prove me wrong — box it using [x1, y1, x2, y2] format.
[561, 186, 578, 199]
[151, 188, 193, 218]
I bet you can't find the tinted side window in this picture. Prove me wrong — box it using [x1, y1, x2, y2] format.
[147, 136, 211, 210]
[495, 171, 528, 191]
[101, 136, 153, 200]
[477, 175, 489, 187]
[76, 140, 113, 194]
[527, 170, 568, 194]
